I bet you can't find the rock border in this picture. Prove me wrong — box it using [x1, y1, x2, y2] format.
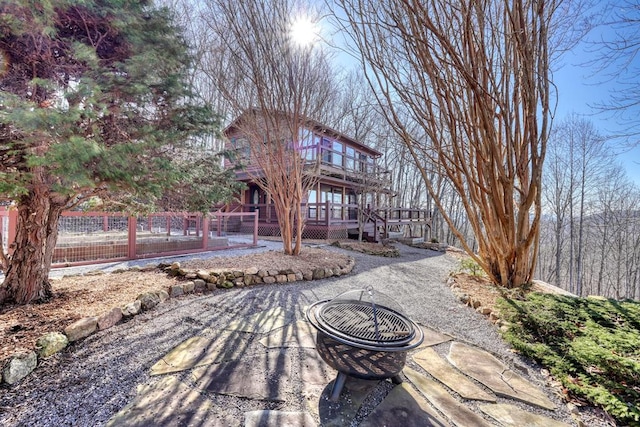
[1, 256, 355, 386]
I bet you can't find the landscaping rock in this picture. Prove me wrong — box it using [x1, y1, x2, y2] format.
[183, 281, 195, 294]
[2, 352, 37, 385]
[206, 282, 217, 291]
[287, 273, 297, 282]
[312, 268, 325, 280]
[263, 276, 276, 284]
[64, 317, 98, 342]
[122, 300, 142, 316]
[155, 289, 169, 302]
[245, 267, 259, 275]
[137, 292, 160, 311]
[98, 307, 123, 330]
[196, 270, 210, 281]
[169, 284, 184, 297]
[276, 274, 288, 283]
[36, 332, 69, 358]
[170, 262, 180, 271]
[193, 279, 206, 292]
[217, 280, 234, 289]
[302, 270, 313, 280]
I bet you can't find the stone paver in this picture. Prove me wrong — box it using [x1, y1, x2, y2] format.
[299, 348, 337, 388]
[191, 350, 292, 401]
[417, 326, 453, 348]
[107, 376, 239, 427]
[448, 342, 557, 410]
[412, 347, 496, 402]
[259, 320, 316, 349]
[244, 410, 317, 427]
[480, 403, 572, 427]
[404, 367, 494, 427]
[225, 307, 289, 334]
[150, 332, 251, 375]
[359, 383, 448, 427]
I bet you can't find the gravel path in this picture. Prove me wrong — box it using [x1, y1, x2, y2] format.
[0, 243, 574, 426]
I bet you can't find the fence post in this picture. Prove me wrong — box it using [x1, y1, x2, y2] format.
[253, 212, 258, 246]
[202, 213, 209, 250]
[128, 216, 137, 259]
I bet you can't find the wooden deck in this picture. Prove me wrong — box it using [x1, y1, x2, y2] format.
[223, 203, 430, 242]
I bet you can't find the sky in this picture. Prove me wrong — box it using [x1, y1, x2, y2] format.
[320, 1, 640, 186]
[551, 14, 640, 186]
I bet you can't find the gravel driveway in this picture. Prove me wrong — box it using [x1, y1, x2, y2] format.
[0, 243, 571, 426]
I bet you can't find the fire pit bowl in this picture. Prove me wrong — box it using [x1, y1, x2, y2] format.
[306, 287, 423, 401]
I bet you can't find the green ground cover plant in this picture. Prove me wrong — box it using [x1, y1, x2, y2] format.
[498, 294, 640, 426]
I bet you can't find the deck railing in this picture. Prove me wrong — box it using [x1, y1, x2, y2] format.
[237, 203, 430, 229]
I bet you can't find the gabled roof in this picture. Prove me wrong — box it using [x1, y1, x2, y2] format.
[223, 109, 382, 158]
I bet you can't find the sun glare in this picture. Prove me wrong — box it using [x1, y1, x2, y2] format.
[290, 16, 319, 47]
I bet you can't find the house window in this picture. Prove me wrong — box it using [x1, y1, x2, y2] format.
[321, 137, 332, 164]
[346, 146, 356, 170]
[332, 142, 343, 167]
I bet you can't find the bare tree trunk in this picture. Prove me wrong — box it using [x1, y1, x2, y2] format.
[1, 185, 65, 304]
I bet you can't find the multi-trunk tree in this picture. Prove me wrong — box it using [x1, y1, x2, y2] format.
[202, 0, 335, 255]
[336, 0, 561, 288]
[0, 0, 230, 305]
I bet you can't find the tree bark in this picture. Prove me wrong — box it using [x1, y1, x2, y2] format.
[0, 187, 65, 305]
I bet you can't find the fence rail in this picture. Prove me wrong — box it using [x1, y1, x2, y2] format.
[0, 207, 258, 268]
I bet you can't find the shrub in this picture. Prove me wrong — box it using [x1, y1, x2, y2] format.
[459, 257, 484, 277]
[498, 294, 640, 426]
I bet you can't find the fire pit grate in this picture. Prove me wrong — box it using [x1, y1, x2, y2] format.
[316, 300, 415, 346]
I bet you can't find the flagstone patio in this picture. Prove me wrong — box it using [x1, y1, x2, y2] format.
[107, 306, 573, 427]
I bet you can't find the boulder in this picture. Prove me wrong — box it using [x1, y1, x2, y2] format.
[122, 300, 142, 316]
[137, 292, 161, 311]
[36, 332, 68, 358]
[170, 262, 181, 271]
[64, 317, 98, 342]
[98, 307, 123, 330]
[3, 352, 37, 385]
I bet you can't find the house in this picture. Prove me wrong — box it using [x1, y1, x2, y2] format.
[222, 110, 430, 241]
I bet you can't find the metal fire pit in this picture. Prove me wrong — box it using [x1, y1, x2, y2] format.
[306, 287, 423, 401]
